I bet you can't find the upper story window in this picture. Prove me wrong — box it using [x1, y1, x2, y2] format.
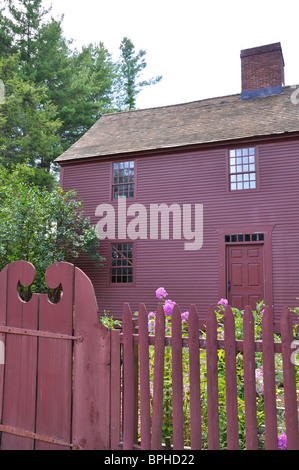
[229, 148, 256, 191]
[113, 161, 135, 199]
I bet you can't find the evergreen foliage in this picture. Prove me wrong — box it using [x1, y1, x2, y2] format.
[0, 163, 104, 295]
[0, 0, 162, 183]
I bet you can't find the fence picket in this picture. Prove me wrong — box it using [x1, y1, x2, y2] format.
[206, 305, 220, 450]
[0, 265, 7, 429]
[73, 265, 112, 450]
[138, 303, 151, 450]
[110, 328, 121, 450]
[243, 305, 258, 450]
[188, 304, 202, 450]
[172, 304, 184, 450]
[280, 306, 299, 450]
[122, 303, 134, 450]
[224, 305, 239, 450]
[262, 306, 278, 450]
[151, 303, 165, 450]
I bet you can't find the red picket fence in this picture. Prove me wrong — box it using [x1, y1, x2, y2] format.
[109, 302, 299, 451]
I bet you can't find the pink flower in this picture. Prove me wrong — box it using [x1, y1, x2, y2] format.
[181, 311, 189, 322]
[156, 287, 168, 300]
[255, 366, 264, 397]
[278, 432, 287, 450]
[164, 299, 176, 316]
[218, 298, 228, 307]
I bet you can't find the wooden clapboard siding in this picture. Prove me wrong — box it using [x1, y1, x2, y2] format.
[61, 135, 299, 329]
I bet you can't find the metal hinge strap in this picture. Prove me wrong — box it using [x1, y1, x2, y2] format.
[0, 325, 83, 342]
[0, 424, 75, 448]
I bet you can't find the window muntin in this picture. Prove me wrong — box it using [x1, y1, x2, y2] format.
[229, 148, 256, 191]
[113, 161, 135, 199]
[110, 242, 134, 284]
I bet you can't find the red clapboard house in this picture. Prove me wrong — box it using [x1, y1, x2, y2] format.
[56, 43, 299, 331]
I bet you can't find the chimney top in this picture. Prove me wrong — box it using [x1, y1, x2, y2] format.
[241, 42, 285, 99]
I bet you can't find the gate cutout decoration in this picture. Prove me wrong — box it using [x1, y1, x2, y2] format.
[0, 261, 110, 450]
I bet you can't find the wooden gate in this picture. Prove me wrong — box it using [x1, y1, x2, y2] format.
[0, 261, 111, 450]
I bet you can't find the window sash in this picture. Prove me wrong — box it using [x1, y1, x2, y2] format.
[229, 148, 256, 191]
[110, 242, 134, 284]
[112, 161, 135, 199]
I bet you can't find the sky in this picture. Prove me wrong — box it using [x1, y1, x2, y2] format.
[43, 0, 299, 110]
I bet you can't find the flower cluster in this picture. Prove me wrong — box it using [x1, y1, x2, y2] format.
[164, 299, 176, 316]
[218, 298, 228, 307]
[278, 432, 287, 450]
[148, 287, 189, 333]
[155, 287, 168, 300]
[181, 311, 189, 322]
[255, 366, 264, 397]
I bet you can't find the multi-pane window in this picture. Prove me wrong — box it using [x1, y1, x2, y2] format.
[224, 233, 264, 243]
[113, 161, 135, 199]
[110, 243, 134, 284]
[229, 148, 256, 191]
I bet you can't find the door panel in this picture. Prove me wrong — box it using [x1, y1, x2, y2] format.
[231, 263, 242, 285]
[248, 263, 259, 286]
[227, 244, 264, 310]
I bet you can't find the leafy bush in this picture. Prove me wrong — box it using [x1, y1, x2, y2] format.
[0, 163, 104, 298]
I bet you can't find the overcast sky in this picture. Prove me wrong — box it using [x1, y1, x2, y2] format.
[44, 0, 299, 109]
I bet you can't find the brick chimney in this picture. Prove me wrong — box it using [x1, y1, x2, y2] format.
[240, 43, 285, 99]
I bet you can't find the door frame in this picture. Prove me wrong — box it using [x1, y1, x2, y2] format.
[216, 224, 274, 309]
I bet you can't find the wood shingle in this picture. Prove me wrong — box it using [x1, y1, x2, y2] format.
[56, 86, 299, 162]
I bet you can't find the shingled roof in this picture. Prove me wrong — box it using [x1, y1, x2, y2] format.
[56, 86, 299, 163]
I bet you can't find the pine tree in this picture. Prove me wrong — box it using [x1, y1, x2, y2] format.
[0, 5, 16, 58]
[14, 6, 116, 150]
[115, 37, 162, 111]
[61, 42, 115, 147]
[0, 54, 62, 175]
[5, 0, 51, 79]
[0, 1, 163, 172]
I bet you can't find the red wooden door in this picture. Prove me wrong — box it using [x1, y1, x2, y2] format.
[227, 244, 264, 310]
